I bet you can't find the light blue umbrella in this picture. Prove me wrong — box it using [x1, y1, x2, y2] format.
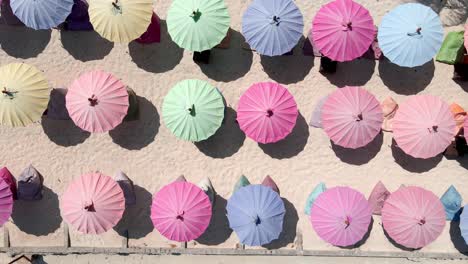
[227, 184, 285, 246]
[461, 205, 468, 245]
[10, 0, 74, 30]
[242, 0, 303, 56]
[377, 3, 443, 67]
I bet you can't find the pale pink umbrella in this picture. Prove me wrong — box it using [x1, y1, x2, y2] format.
[464, 117, 468, 142]
[66, 70, 129, 133]
[312, 0, 375, 62]
[0, 178, 13, 227]
[393, 95, 456, 159]
[151, 181, 212, 242]
[61, 172, 125, 234]
[322, 86, 383, 149]
[382, 186, 445, 249]
[464, 23, 468, 51]
[310, 186, 372, 247]
[237, 82, 298, 144]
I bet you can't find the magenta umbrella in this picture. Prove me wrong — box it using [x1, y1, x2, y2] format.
[151, 181, 212, 242]
[66, 70, 129, 133]
[237, 82, 298, 144]
[322, 86, 383, 149]
[0, 178, 13, 227]
[382, 186, 445, 249]
[310, 186, 372, 247]
[312, 0, 375, 62]
[60, 172, 125, 234]
[393, 95, 456, 159]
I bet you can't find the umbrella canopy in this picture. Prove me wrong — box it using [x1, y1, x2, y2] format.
[321, 86, 383, 149]
[0, 178, 13, 227]
[151, 181, 212, 242]
[465, 24, 468, 51]
[377, 3, 443, 67]
[61, 172, 125, 234]
[10, 0, 74, 29]
[242, 0, 303, 56]
[464, 117, 468, 143]
[162, 79, 225, 142]
[310, 186, 372, 247]
[167, 0, 230, 52]
[66, 70, 129, 133]
[237, 82, 298, 144]
[0, 63, 50, 127]
[382, 186, 445, 249]
[312, 0, 375, 62]
[393, 95, 455, 159]
[88, 0, 153, 43]
[227, 184, 285, 246]
[461, 204, 468, 245]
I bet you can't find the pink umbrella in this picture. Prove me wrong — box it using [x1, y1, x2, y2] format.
[237, 82, 298, 144]
[312, 0, 375, 62]
[310, 186, 372, 247]
[151, 181, 212, 242]
[465, 118, 468, 142]
[0, 178, 13, 227]
[393, 95, 456, 159]
[322, 86, 383, 149]
[66, 70, 129, 133]
[465, 23, 468, 51]
[382, 186, 445, 249]
[61, 172, 125, 234]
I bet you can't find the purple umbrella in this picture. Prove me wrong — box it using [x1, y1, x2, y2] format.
[10, 0, 74, 30]
[242, 0, 304, 56]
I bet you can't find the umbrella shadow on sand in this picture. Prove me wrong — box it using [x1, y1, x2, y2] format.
[41, 117, 91, 147]
[263, 198, 299, 250]
[391, 139, 443, 173]
[196, 195, 233, 245]
[260, 37, 314, 85]
[449, 208, 468, 255]
[0, 27, 51, 59]
[195, 107, 246, 159]
[128, 20, 183, 74]
[378, 59, 435, 95]
[339, 217, 374, 249]
[113, 185, 154, 239]
[109, 96, 160, 150]
[322, 58, 375, 87]
[11, 186, 62, 236]
[258, 112, 309, 159]
[197, 29, 253, 82]
[60, 30, 114, 62]
[331, 132, 383, 165]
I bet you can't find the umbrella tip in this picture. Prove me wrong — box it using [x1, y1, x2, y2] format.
[84, 201, 95, 212]
[266, 109, 274, 117]
[255, 215, 261, 225]
[190, 9, 202, 22]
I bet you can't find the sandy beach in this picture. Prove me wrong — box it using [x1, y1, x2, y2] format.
[0, 0, 467, 259]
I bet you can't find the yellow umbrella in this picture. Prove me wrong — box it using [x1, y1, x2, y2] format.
[89, 0, 153, 43]
[0, 63, 50, 127]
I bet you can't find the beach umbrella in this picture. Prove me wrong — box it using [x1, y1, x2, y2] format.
[322, 86, 383, 149]
[237, 82, 298, 144]
[393, 95, 455, 159]
[312, 0, 375, 62]
[460, 204, 468, 245]
[382, 186, 445, 249]
[377, 3, 443, 67]
[162, 79, 225, 142]
[66, 70, 129, 133]
[151, 181, 212, 242]
[10, 0, 74, 29]
[88, 0, 153, 43]
[61, 172, 125, 234]
[0, 178, 13, 227]
[465, 23, 468, 51]
[0, 63, 50, 127]
[167, 0, 230, 52]
[227, 184, 285, 246]
[242, 0, 303, 56]
[310, 186, 372, 247]
[464, 118, 468, 143]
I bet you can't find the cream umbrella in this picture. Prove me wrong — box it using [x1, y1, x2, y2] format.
[0, 63, 49, 127]
[88, 0, 153, 43]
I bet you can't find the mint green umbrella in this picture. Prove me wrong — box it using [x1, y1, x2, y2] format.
[167, 0, 230, 52]
[162, 79, 225, 142]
